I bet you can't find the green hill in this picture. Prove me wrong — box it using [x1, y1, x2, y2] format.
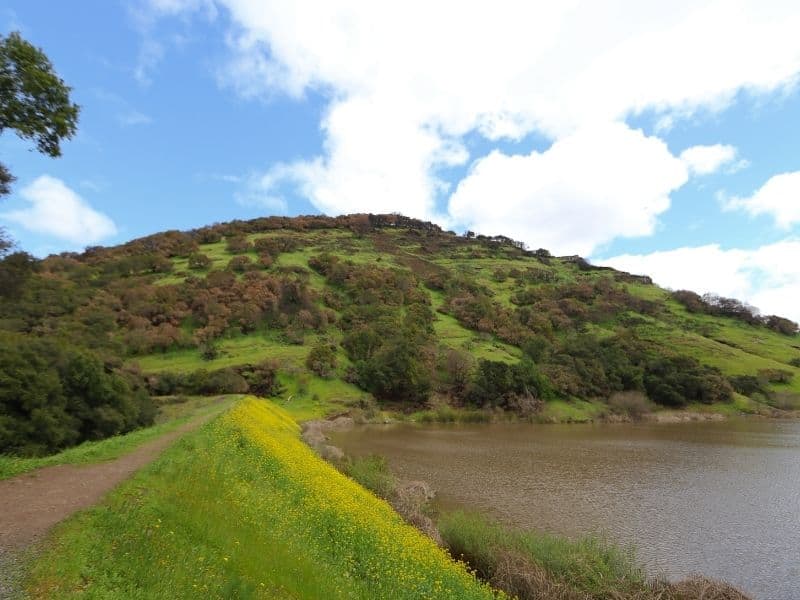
[2, 213, 799, 454]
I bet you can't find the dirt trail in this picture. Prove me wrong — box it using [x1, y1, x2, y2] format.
[0, 408, 220, 597]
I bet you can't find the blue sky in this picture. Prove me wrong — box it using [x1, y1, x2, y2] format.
[1, 1, 799, 320]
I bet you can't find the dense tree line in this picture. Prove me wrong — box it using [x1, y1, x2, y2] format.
[0, 332, 154, 455]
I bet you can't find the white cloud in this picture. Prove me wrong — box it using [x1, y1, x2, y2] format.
[724, 171, 800, 229]
[448, 122, 688, 256]
[234, 168, 290, 212]
[149, 0, 800, 252]
[119, 110, 153, 126]
[1, 176, 118, 245]
[133, 38, 164, 86]
[679, 144, 738, 176]
[598, 240, 800, 322]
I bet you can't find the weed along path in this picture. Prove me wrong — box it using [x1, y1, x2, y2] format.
[0, 410, 217, 554]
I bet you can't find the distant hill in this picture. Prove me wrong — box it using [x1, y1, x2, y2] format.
[2, 213, 798, 454]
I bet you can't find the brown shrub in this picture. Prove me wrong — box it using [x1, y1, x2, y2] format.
[652, 575, 751, 600]
[490, 550, 588, 600]
[608, 391, 654, 420]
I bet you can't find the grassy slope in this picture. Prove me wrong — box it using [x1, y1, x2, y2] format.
[26, 398, 497, 599]
[0, 396, 231, 480]
[135, 228, 800, 418]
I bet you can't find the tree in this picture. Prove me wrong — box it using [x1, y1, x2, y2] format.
[1, 32, 80, 196]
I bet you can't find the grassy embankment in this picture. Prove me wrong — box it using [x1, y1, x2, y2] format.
[0, 396, 230, 480]
[25, 398, 499, 599]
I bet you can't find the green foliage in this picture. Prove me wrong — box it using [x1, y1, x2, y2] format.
[306, 339, 338, 377]
[0, 250, 37, 299]
[0, 332, 155, 455]
[644, 356, 733, 407]
[469, 358, 553, 408]
[0, 396, 227, 480]
[0, 31, 79, 195]
[187, 252, 212, 270]
[344, 454, 396, 499]
[146, 361, 284, 398]
[355, 336, 432, 404]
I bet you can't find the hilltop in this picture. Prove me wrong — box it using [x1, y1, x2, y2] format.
[2, 213, 799, 455]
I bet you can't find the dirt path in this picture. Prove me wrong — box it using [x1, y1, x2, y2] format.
[0, 410, 219, 597]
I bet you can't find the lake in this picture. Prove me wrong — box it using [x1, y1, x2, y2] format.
[331, 419, 800, 600]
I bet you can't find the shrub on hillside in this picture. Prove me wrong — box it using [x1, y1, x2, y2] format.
[729, 375, 768, 396]
[644, 356, 733, 407]
[227, 255, 253, 273]
[225, 235, 252, 254]
[187, 252, 212, 270]
[306, 340, 338, 378]
[757, 368, 793, 384]
[468, 359, 553, 409]
[355, 337, 432, 404]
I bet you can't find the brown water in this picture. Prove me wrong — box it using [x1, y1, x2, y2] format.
[331, 419, 800, 600]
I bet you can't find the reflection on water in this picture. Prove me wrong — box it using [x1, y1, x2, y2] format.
[331, 419, 800, 600]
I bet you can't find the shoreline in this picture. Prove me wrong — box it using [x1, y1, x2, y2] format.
[306, 401, 800, 428]
[302, 414, 753, 600]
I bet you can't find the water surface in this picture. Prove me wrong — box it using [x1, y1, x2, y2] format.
[331, 419, 800, 600]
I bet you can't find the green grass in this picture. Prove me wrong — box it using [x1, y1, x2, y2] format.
[410, 405, 493, 423]
[25, 399, 497, 599]
[439, 511, 647, 598]
[132, 334, 313, 373]
[538, 399, 608, 423]
[276, 371, 367, 422]
[430, 290, 521, 363]
[0, 396, 230, 480]
[637, 322, 800, 393]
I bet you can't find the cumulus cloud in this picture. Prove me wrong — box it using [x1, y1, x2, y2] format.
[147, 0, 800, 252]
[679, 144, 739, 175]
[448, 123, 687, 256]
[598, 240, 800, 322]
[724, 171, 800, 229]
[2, 175, 118, 245]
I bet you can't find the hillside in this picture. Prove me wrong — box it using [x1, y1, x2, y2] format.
[2, 213, 799, 454]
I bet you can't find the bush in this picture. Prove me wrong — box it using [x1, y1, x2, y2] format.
[469, 359, 553, 409]
[227, 255, 253, 273]
[765, 315, 799, 336]
[306, 340, 338, 378]
[225, 235, 251, 254]
[187, 253, 212, 270]
[729, 375, 768, 396]
[258, 252, 273, 269]
[757, 368, 793, 384]
[356, 338, 431, 404]
[608, 391, 653, 419]
[644, 356, 733, 407]
[0, 333, 155, 455]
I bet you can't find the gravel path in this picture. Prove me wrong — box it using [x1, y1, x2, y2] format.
[0, 410, 218, 598]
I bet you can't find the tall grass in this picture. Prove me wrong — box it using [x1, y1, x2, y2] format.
[439, 511, 647, 599]
[25, 398, 499, 599]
